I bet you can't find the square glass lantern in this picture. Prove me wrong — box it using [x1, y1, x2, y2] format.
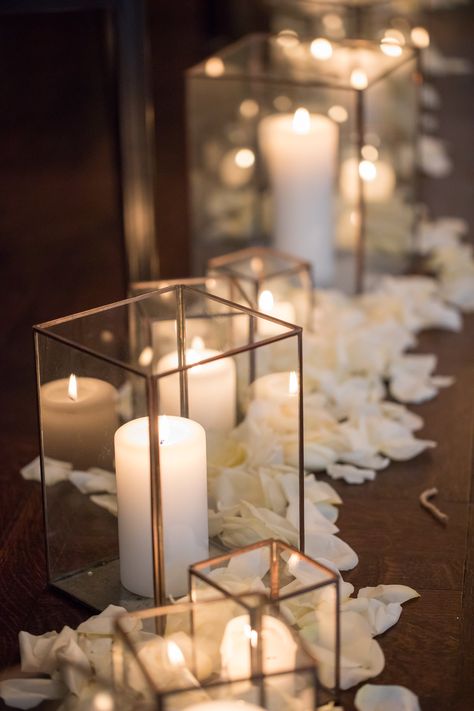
[189, 539, 340, 702]
[34, 286, 304, 611]
[114, 593, 321, 710]
[207, 247, 314, 331]
[187, 34, 419, 293]
[264, 0, 431, 51]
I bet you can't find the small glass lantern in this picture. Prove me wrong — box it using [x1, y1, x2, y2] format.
[265, 0, 431, 52]
[207, 246, 314, 331]
[187, 34, 419, 293]
[34, 286, 304, 611]
[190, 539, 340, 703]
[114, 593, 321, 710]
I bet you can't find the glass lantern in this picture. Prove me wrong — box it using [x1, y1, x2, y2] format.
[264, 0, 431, 52]
[187, 34, 419, 293]
[189, 539, 340, 703]
[207, 246, 314, 330]
[113, 593, 321, 710]
[34, 285, 304, 611]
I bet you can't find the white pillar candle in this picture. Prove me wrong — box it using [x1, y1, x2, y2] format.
[340, 157, 396, 204]
[252, 371, 299, 406]
[220, 614, 298, 681]
[114, 415, 209, 598]
[40, 375, 118, 470]
[157, 338, 236, 432]
[259, 108, 338, 287]
[257, 290, 296, 337]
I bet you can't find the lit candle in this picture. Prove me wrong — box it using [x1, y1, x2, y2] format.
[157, 337, 236, 432]
[340, 156, 396, 204]
[258, 290, 296, 336]
[114, 415, 208, 598]
[259, 108, 338, 287]
[252, 371, 299, 406]
[220, 614, 297, 680]
[40, 375, 118, 470]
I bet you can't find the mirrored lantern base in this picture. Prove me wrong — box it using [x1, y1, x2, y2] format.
[51, 539, 227, 613]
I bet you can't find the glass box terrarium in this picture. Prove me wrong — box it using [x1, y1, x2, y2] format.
[207, 246, 314, 330]
[114, 593, 322, 710]
[34, 286, 304, 610]
[187, 34, 419, 293]
[190, 539, 340, 703]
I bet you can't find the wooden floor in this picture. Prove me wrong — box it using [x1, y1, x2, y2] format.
[0, 4, 473, 710]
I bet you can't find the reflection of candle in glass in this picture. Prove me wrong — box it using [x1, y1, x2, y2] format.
[253, 370, 299, 405]
[157, 338, 236, 432]
[259, 108, 338, 287]
[114, 415, 208, 598]
[40, 374, 118, 469]
[258, 290, 296, 336]
[340, 157, 396, 203]
[220, 614, 297, 680]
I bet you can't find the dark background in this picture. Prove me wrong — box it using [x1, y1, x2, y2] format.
[0, 2, 473, 709]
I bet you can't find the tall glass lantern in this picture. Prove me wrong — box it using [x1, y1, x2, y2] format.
[187, 34, 419, 293]
[34, 286, 304, 611]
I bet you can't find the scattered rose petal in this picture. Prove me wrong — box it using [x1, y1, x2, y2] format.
[0, 679, 66, 710]
[355, 683, 421, 711]
[327, 463, 376, 485]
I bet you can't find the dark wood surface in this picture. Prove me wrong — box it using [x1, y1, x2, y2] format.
[0, 3, 473, 710]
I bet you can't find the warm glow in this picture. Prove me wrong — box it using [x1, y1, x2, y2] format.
[276, 29, 299, 49]
[273, 95, 292, 112]
[361, 144, 379, 161]
[385, 29, 405, 46]
[205, 57, 224, 77]
[411, 26, 430, 49]
[328, 104, 348, 123]
[159, 415, 170, 446]
[310, 38, 333, 60]
[289, 371, 298, 396]
[239, 99, 259, 119]
[138, 346, 153, 367]
[191, 336, 205, 351]
[380, 37, 403, 57]
[167, 640, 185, 666]
[292, 107, 311, 135]
[258, 290, 274, 313]
[92, 691, 114, 711]
[235, 148, 255, 169]
[350, 69, 368, 90]
[322, 13, 343, 32]
[250, 256, 264, 274]
[359, 160, 377, 182]
[244, 624, 258, 648]
[288, 552, 300, 568]
[68, 374, 78, 401]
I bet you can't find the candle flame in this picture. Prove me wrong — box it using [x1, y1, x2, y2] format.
[92, 691, 114, 711]
[138, 346, 153, 367]
[235, 148, 255, 169]
[350, 68, 368, 90]
[328, 105, 348, 124]
[310, 37, 333, 61]
[359, 159, 377, 182]
[68, 374, 78, 401]
[292, 107, 311, 135]
[167, 641, 185, 666]
[250, 256, 264, 274]
[289, 371, 298, 396]
[288, 552, 301, 568]
[244, 624, 258, 648]
[258, 289, 274, 313]
[380, 37, 402, 57]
